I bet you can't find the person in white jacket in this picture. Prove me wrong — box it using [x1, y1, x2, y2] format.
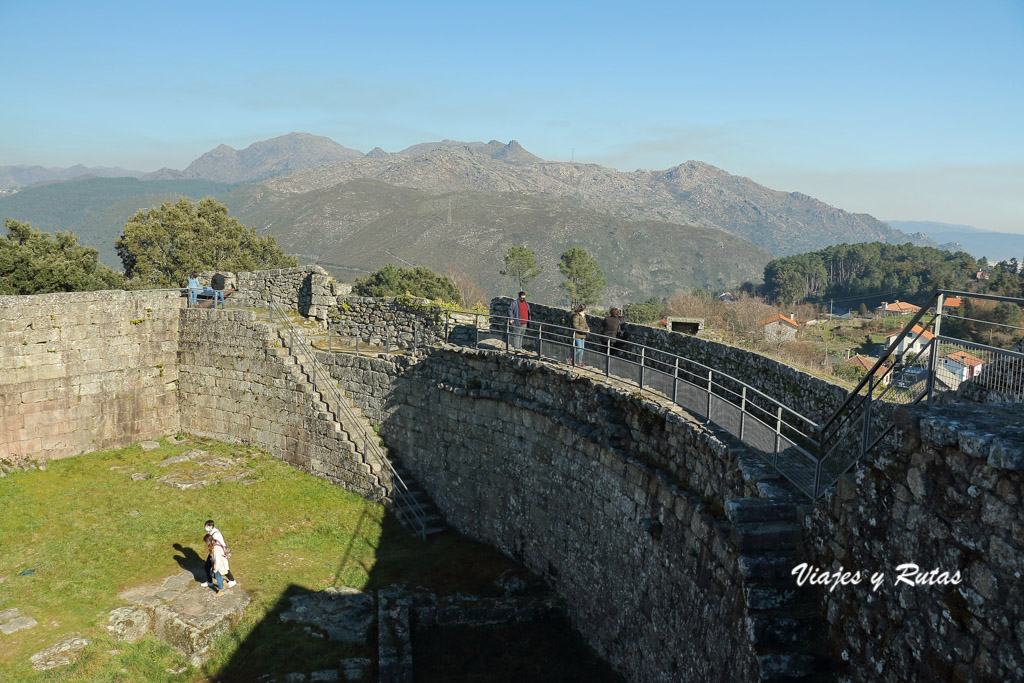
[205, 534, 230, 595]
[201, 519, 236, 588]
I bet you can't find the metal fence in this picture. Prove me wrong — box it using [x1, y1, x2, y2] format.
[188, 289, 1022, 501]
[818, 290, 1024, 493]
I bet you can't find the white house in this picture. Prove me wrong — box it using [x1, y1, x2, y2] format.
[877, 300, 921, 317]
[939, 350, 984, 390]
[883, 324, 934, 357]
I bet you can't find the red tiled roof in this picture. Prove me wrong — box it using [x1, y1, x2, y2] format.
[945, 350, 983, 367]
[877, 300, 921, 313]
[760, 314, 799, 328]
[844, 355, 886, 376]
[943, 297, 962, 308]
[884, 324, 935, 341]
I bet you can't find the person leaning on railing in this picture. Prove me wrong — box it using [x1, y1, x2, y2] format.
[602, 307, 623, 354]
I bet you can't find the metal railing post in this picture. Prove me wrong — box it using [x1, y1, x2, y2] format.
[605, 337, 611, 377]
[739, 386, 747, 441]
[475, 314, 480, 348]
[706, 370, 713, 422]
[672, 358, 679, 405]
[639, 347, 645, 390]
[773, 405, 783, 469]
[444, 312, 450, 343]
[537, 325, 543, 359]
[289, 328, 294, 355]
[925, 293, 945, 404]
[861, 375, 874, 458]
[505, 319, 510, 353]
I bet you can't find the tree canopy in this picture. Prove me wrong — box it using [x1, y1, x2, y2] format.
[762, 242, 978, 306]
[115, 197, 297, 287]
[499, 246, 544, 293]
[353, 264, 461, 302]
[558, 247, 606, 308]
[0, 218, 124, 295]
[622, 297, 664, 324]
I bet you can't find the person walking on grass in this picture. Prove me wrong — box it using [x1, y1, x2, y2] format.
[205, 533, 231, 596]
[201, 520, 236, 588]
[571, 305, 590, 366]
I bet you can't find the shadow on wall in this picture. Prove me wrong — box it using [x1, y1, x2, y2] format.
[210, 498, 622, 682]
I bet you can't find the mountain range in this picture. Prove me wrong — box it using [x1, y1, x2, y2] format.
[884, 220, 1024, 263]
[0, 133, 937, 304]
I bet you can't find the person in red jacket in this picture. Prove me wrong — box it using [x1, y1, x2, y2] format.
[507, 291, 531, 353]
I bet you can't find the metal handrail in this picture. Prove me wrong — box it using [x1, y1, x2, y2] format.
[200, 289, 1020, 501]
[319, 309, 825, 492]
[267, 296, 429, 539]
[487, 311, 820, 433]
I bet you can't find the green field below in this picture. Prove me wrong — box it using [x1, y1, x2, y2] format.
[0, 437, 557, 682]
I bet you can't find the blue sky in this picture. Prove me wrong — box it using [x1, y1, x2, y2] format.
[1, 0, 1022, 233]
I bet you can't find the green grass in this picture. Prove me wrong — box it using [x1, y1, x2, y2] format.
[0, 437, 531, 682]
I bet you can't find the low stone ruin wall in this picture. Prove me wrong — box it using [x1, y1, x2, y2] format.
[0, 289, 182, 461]
[491, 297, 849, 424]
[330, 296, 458, 350]
[805, 401, 1024, 681]
[235, 265, 344, 321]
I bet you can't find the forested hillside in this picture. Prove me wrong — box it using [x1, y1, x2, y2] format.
[762, 242, 978, 305]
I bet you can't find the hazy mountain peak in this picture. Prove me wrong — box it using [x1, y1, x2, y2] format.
[364, 146, 390, 158]
[142, 132, 364, 184]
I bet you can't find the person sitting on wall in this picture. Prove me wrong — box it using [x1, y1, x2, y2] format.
[507, 291, 531, 353]
[211, 270, 226, 309]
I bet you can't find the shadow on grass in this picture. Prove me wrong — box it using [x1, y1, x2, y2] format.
[210, 507, 622, 683]
[171, 543, 207, 582]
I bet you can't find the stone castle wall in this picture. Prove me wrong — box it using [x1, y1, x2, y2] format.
[805, 402, 1024, 681]
[318, 346, 799, 682]
[4, 275, 1022, 681]
[0, 290, 182, 461]
[175, 309, 375, 497]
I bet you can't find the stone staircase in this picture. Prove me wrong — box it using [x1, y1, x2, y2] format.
[272, 321, 446, 537]
[726, 497, 831, 680]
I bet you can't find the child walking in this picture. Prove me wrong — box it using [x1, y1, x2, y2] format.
[205, 533, 231, 596]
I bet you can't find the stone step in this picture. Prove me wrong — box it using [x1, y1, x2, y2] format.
[745, 614, 817, 649]
[732, 522, 801, 552]
[757, 652, 820, 681]
[725, 498, 798, 524]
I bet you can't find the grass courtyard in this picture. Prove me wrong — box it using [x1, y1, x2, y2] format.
[0, 437, 545, 682]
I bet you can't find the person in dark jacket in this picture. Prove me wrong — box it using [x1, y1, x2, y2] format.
[211, 270, 226, 309]
[507, 291, 531, 352]
[601, 307, 624, 354]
